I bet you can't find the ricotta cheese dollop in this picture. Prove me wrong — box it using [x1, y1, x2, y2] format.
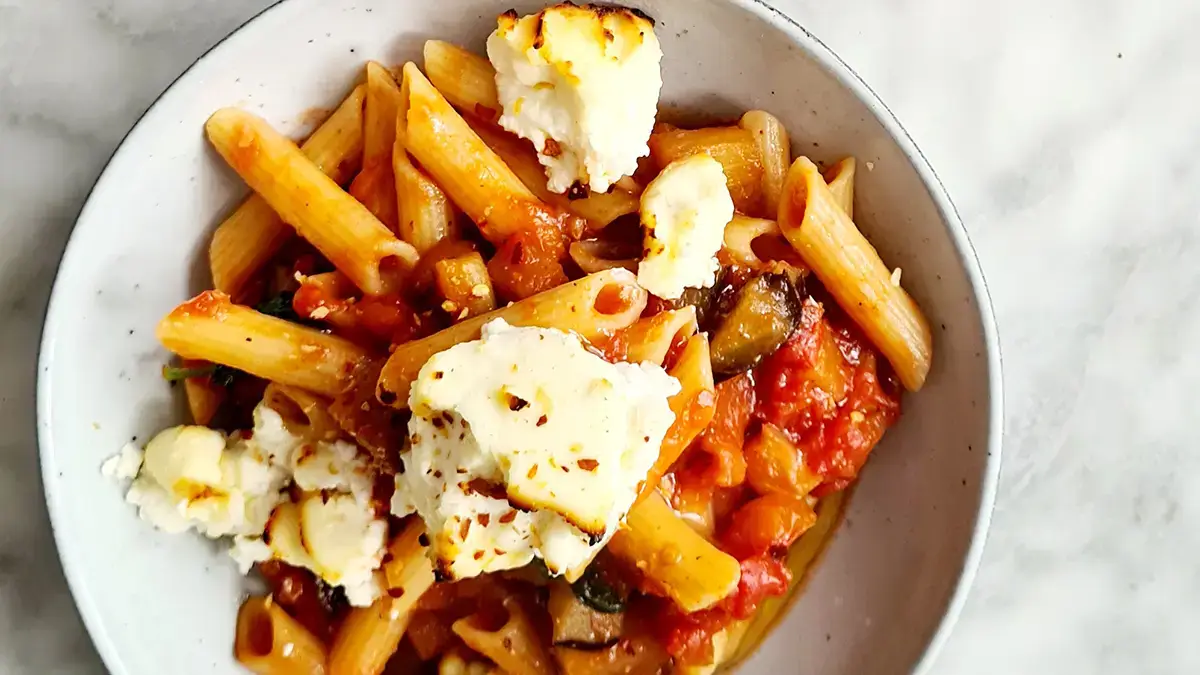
[637, 153, 736, 300]
[397, 318, 680, 580]
[110, 403, 387, 606]
[487, 4, 662, 194]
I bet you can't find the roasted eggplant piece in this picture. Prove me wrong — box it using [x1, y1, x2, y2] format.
[549, 579, 624, 647]
[709, 271, 802, 375]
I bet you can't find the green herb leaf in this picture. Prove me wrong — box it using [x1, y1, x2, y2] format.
[255, 291, 299, 322]
[161, 364, 216, 381]
[570, 567, 626, 614]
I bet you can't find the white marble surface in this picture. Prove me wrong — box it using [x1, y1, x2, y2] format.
[0, 0, 1196, 672]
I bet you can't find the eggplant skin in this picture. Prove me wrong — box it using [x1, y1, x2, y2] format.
[708, 271, 802, 375]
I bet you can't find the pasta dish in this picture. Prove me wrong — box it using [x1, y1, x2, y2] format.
[101, 4, 933, 674]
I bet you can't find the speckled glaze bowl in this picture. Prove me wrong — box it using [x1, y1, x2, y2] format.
[37, 0, 1002, 673]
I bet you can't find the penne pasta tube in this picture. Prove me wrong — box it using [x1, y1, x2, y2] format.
[403, 62, 585, 243]
[393, 153, 457, 253]
[348, 62, 403, 231]
[328, 521, 435, 675]
[739, 110, 791, 218]
[468, 118, 639, 229]
[394, 66, 457, 254]
[721, 215, 782, 269]
[609, 491, 741, 612]
[262, 383, 341, 442]
[622, 306, 699, 366]
[778, 157, 932, 390]
[206, 107, 418, 296]
[453, 597, 556, 675]
[568, 239, 638, 275]
[328, 600, 409, 675]
[423, 40, 501, 122]
[381, 519, 437, 595]
[157, 291, 371, 397]
[180, 359, 224, 426]
[649, 126, 765, 216]
[639, 334, 716, 498]
[234, 595, 328, 675]
[377, 268, 647, 407]
[824, 156, 856, 219]
[210, 84, 366, 298]
[434, 251, 496, 320]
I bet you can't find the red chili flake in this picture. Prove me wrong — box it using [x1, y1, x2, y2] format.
[536, 415, 548, 427]
[459, 519, 471, 540]
[499, 511, 517, 524]
[479, 513, 491, 527]
[473, 550, 485, 560]
[577, 459, 599, 472]
[527, 465, 538, 479]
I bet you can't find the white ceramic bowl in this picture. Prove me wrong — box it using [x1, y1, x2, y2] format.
[37, 0, 1002, 673]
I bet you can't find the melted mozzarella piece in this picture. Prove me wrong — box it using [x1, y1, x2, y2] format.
[637, 154, 735, 300]
[487, 4, 662, 194]
[398, 318, 679, 579]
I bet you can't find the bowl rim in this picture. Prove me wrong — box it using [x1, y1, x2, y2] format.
[736, 2, 1004, 671]
[35, 1, 1004, 673]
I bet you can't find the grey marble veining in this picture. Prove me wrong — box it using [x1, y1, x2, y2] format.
[1, 0, 1197, 672]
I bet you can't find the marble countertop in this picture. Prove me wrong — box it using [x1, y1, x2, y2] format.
[1, 0, 1196, 672]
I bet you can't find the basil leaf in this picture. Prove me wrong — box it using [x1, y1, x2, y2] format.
[570, 567, 626, 614]
[161, 364, 215, 381]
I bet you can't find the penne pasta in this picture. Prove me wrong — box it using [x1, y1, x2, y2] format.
[206, 107, 418, 296]
[157, 291, 371, 397]
[778, 157, 932, 390]
[377, 269, 647, 407]
[327, 521, 435, 675]
[381, 519, 437, 599]
[262, 382, 341, 441]
[639, 334, 716, 497]
[434, 251, 497, 319]
[234, 595, 328, 675]
[468, 118, 640, 229]
[423, 40, 501, 122]
[209, 84, 366, 298]
[621, 306, 699, 366]
[721, 215, 783, 269]
[568, 239, 639, 275]
[180, 359, 224, 426]
[394, 64, 458, 253]
[739, 110, 791, 218]
[348, 62, 403, 232]
[609, 491, 741, 612]
[328, 599, 410, 675]
[649, 126, 765, 216]
[403, 62, 586, 243]
[824, 156, 856, 219]
[453, 597, 556, 675]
